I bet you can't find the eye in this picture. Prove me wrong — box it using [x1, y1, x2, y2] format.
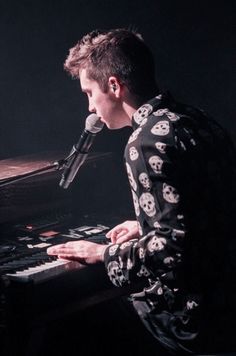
[82, 89, 92, 98]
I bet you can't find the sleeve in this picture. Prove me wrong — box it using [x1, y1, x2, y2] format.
[104, 111, 187, 287]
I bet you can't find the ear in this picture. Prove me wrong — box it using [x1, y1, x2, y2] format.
[108, 76, 122, 97]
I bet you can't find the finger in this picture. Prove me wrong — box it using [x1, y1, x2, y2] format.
[47, 247, 61, 255]
[58, 254, 77, 260]
[106, 226, 122, 238]
[48, 246, 73, 256]
[106, 230, 112, 238]
[116, 235, 131, 244]
[47, 243, 65, 254]
[58, 254, 86, 264]
[111, 230, 129, 243]
[107, 223, 129, 236]
[111, 230, 127, 244]
[116, 230, 128, 238]
[116, 231, 137, 244]
[106, 229, 119, 242]
[111, 228, 129, 243]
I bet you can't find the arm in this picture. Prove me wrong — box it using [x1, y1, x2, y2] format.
[103, 111, 187, 287]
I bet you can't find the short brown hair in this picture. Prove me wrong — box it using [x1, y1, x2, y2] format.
[64, 28, 159, 103]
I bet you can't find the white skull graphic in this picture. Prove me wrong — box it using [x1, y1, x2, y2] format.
[186, 300, 198, 310]
[133, 104, 152, 124]
[151, 120, 170, 136]
[128, 127, 142, 143]
[132, 190, 140, 216]
[163, 183, 180, 203]
[120, 241, 133, 250]
[153, 221, 161, 228]
[163, 256, 175, 265]
[147, 236, 167, 253]
[139, 192, 156, 217]
[108, 244, 119, 256]
[129, 146, 139, 161]
[153, 108, 179, 122]
[153, 108, 168, 116]
[139, 247, 145, 259]
[171, 229, 185, 240]
[166, 111, 179, 121]
[127, 258, 133, 270]
[149, 155, 163, 174]
[140, 118, 148, 127]
[155, 142, 167, 153]
[137, 265, 150, 277]
[138, 172, 152, 190]
[126, 162, 137, 191]
[107, 260, 126, 287]
[145, 280, 161, 293]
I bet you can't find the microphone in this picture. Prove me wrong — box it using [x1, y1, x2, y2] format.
[59, 114, 104, 189]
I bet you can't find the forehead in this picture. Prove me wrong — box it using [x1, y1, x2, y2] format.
[79, 68, 91, 88]
[79, 67, 97, 91]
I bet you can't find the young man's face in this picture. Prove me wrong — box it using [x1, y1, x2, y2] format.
[79, 68, 130, 129]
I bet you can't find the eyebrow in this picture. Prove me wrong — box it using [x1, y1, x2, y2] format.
[81, 87, 90, 93]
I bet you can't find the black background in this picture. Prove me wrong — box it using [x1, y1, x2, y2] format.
[0, 0, 235, 159]
[0, 3, 235, 355]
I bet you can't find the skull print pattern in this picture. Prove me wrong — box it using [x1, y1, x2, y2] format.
[103, 92, 233, 353]
[106, 95, 188, 322]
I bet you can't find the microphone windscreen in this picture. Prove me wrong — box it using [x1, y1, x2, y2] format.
[85, 114, 104, 133]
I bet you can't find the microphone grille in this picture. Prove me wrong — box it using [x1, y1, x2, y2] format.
[85, 114, 104, 133]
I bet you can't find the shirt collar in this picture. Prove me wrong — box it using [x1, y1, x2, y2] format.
[131, 92, 173, 130]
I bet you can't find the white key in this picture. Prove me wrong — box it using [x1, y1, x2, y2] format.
[6, 258, 80, 283]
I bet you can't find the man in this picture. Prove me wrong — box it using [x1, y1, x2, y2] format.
[47, 28, 236, 354]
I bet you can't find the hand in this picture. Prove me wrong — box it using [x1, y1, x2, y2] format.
[106, 220, 139, 244]
[47, 240, 107, 264]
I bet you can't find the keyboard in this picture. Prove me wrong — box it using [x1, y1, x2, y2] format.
[4, 254, 79, 283]
[0, 224, 110, 283]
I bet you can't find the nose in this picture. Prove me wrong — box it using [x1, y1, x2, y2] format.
[89, 104, 96, 113]
[88, 99, 96, 113]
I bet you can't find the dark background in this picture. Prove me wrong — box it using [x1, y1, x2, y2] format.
[0, 0, 235, 160]
[0, 3, 235, 355]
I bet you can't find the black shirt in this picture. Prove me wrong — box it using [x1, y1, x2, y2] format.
[104, 93, 236, 354]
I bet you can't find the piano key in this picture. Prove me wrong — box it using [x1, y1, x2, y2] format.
[5, 258, 80, 283]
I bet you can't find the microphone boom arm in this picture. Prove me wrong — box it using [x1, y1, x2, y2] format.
[0, 150, 80, 188]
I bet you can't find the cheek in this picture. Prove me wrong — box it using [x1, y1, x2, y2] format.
[94, 94, 108, 108]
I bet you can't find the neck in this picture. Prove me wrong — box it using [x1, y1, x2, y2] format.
[121, 90, 141, 126]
